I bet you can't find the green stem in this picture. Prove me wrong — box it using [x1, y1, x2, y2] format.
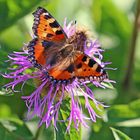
[33, 125, 45, 140]
[123, 0, 140, 89]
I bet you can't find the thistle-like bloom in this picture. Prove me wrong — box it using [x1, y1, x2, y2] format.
[3, 19, 114, 131]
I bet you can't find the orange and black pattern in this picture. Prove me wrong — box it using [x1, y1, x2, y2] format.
[47, 53, 108, 83]
[32, 7, 67, 42]
[27, 7, 108, 84]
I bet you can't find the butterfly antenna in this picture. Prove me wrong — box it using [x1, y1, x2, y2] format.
[74, 20, 77, 29]
[72, 20, 76, 35]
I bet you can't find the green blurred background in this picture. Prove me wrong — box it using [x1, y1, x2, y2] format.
[0, 0, 140, 140]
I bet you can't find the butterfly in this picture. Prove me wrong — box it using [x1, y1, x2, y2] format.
[27, 7, 108, 84]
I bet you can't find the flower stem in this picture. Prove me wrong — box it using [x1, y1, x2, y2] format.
[123, 0, 140, 89]
[33, 125, 45, 140]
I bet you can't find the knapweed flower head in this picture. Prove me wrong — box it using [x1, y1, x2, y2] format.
[3, 7, 115, 131]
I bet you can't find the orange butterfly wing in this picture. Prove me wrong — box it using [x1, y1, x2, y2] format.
[28, 7, 108, 83]
[28, 7, 68, 68]
[74, 54, 105, 77]
[32, 7, 67, 42]
[47, 53, 108, 82]
[28, 38, 60, 68]
[27, 39, 46, 68]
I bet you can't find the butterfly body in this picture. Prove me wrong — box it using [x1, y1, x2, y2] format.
[27, 7, 108, 84]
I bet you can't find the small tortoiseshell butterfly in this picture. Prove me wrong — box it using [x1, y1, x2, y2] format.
[27, 7, 108, 84]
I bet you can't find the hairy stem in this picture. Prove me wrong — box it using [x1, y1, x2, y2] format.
[123, 0, 140, 89]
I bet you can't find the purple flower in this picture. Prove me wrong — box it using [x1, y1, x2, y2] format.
[3, 19, 115, 132]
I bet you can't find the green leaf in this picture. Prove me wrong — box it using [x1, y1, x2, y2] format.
[129, 99, 140, 113]
[108, 99, 140, 123]
[110, 127, 132, 140]
[116, 118, 140, 127]
[0, 0, 43, 32]
[79, 96, 105, 117]
[107, 99, 140, 128]
[101, 82, 115, 89]
[0, 119, 33, 140]
[56, 98, 81, 140]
